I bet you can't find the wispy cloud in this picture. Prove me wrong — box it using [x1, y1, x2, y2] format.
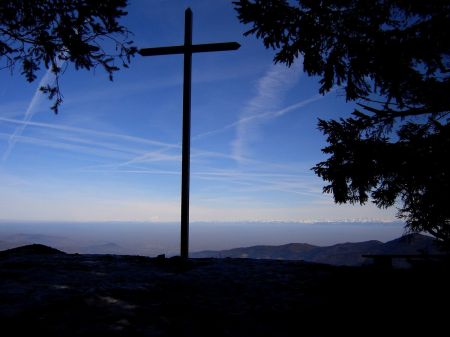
[192, 167, 323, 197]
[230, 63, 303, 162]
[117, 147, 181, 166]
[1, 67, 55, 162]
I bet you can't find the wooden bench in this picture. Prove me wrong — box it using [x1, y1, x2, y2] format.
[362, 254, 448, 268]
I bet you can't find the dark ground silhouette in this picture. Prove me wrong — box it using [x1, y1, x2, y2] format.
[0, 244, 448, 336]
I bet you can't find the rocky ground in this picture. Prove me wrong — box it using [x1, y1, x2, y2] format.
[0, 244, 448, 336]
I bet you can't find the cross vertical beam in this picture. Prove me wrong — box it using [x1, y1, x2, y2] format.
[138, 8, 240, 258]
[180, 9, 192, 259]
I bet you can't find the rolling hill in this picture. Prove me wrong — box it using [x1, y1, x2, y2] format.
[191, 233, 441, 266]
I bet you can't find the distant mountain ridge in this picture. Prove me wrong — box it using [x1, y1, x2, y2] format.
[191, 233, 442, 266]
[0, 233, 127, 255]
[0, 232, 442, 267]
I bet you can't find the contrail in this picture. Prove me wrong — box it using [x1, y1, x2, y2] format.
[193, 94, 324, 141]
[193, 85, 337, 142]
[0, 116, 179, 149]
[231, 64, 301, 161]
[2, 66, 56, 162]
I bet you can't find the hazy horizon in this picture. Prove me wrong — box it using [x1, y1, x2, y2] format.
[0, 220, 406, 256]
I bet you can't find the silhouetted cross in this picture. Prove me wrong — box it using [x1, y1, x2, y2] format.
[139, 8, 240, 258]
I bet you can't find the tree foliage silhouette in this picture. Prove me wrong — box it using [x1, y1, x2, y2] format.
[234, 0, 450, 247]
[0, 0, 136, 112]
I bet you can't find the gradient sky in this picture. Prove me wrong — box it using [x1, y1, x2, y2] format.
[0, 0, 398, 223]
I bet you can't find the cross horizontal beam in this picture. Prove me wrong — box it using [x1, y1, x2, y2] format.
[139, 42, 240, 56]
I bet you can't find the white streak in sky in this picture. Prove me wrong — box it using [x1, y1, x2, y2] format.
[193, 93, 325, 141]
[2, 67, 55, 162]
[231, 63, 302, 162]
[0, 117, 178, 149]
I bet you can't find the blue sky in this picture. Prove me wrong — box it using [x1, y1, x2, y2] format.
[0, 0, 398, 223]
